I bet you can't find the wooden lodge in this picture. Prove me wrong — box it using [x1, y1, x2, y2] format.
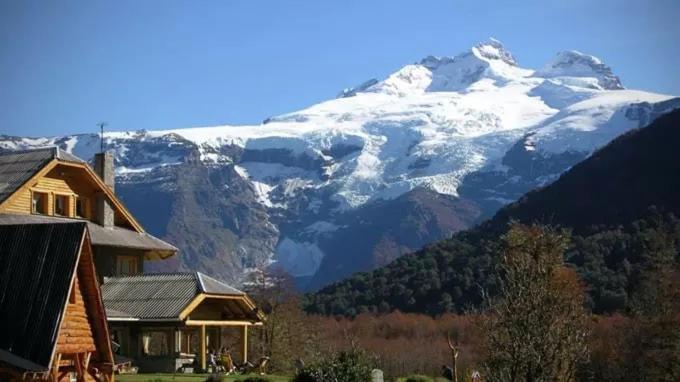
[0, 148, 178, 277]
[0, 223, 114, 381]
[0, 148, 265, 376]
[102, 272, 264, 372]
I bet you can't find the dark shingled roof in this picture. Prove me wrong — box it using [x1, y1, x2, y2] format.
[101, 272, 246, 321]
[0, 223, 87, 371]
[0, 213, 177, 257]
[0, 147, 84, 204]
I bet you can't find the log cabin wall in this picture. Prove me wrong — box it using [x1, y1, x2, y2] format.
[1, 165, 97, 219]
[55, 240, 113, 382]
[1, 185, 33, 214]
[77, 240, 113, 364]
[56, 272, 96, 355]
[0, 163, 133, 230]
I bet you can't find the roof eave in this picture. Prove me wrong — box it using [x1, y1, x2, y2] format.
[107, 317, 182, 323]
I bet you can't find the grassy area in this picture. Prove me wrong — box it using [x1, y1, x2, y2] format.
[116, 373, 289, 382]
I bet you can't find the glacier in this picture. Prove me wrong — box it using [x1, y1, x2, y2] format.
[2, 38, 678, 286]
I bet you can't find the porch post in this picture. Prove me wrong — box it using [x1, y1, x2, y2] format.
[174, 329, 182, 354]
[200, 325, 207, 371]
[240, 325, 248, 364]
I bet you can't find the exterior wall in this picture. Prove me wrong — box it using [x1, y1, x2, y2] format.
[93, 247, 118, 281]
[1, 187, 33, 214]
[110, 322, 181, 373]
[94, 246, 145, 280]
[56, 274, 97, 354]
[0, 163, 133, 231]
[1, 165, 97, 218]
[55, 239, 113, 382]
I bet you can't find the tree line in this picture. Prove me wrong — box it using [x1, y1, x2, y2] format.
[241, 221, 680, 381]
[303, 209, 680, 317]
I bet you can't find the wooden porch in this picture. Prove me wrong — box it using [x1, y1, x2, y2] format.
[110, 321, 260, 373]
[102, 272, 265, 374]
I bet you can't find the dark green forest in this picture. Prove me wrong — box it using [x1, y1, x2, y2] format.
[304, 109, 680, 317]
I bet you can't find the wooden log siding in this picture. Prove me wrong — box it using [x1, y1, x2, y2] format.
[0, 158, 143, 232]
[3, 172, 81, 216]
[54, 236, 113, 382]
[0, 222, 114, 382]
[77, 241, 112, 364]
[56, 238, 112, 361]
[2, 189, 31, 214]
[56, 275, 96, 354]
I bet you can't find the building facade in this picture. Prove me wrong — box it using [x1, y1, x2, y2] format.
[0, 148, 263, 376]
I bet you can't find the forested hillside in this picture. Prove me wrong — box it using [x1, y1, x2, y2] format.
[305, 109, 680, 316]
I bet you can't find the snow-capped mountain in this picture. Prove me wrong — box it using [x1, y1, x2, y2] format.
[2, 39, 678, 289]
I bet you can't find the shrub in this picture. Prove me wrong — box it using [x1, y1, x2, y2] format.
[292, 348, 377, 382]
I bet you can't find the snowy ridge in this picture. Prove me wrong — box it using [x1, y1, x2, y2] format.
[536, 50, 624, 90]
[2, 38, 678, 280]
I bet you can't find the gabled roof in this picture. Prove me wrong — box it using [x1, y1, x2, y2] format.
[101, 272, 256, 322]
[0, 148, 177, 258]
[0, 223, 86, 371]
[197, 272, 245, 295]
[0, 147, 145, 233]
[0, 147, 83, 204]
[102, 273, 201, 320]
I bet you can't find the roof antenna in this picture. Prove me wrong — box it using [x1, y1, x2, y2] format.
[98, 122, 107, 153]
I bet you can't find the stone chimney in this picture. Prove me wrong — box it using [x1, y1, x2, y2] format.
[94, 151, 115, 227]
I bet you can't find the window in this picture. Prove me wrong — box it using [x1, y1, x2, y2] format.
[111, 329, 125, 355]
[75, 196, 88, 218]
[54, 194, 70, 216]
[31, 192, 48, 215]
[116, 255, 139, 276]
[142, 331, 170, 356]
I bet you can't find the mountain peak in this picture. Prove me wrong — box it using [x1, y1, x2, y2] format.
[471, 38, 518, 66]
[537, 50, 624, 90]
[418, 38, 517, 70]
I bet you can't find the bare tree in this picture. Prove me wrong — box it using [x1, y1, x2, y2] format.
[479, 223, 589, 382]
[446, 332, 460, 382]
[244, 263, 320, 373]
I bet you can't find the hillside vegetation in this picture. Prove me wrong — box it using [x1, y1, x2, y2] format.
[304, 109, 680, 316]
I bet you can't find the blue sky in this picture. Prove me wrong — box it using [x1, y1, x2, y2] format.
[1, 0, 678, 137]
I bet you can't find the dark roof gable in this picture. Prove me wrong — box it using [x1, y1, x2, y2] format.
[0, 223, 87, 371]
